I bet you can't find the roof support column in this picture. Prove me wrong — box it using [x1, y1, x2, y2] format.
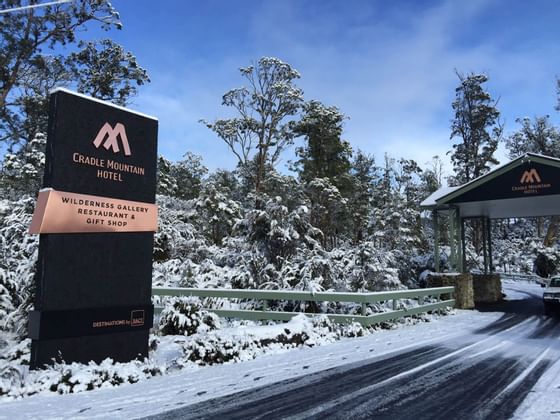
[455, 209, 464, 273]
[448, 207, 464, 273]
[461, 217, 466, 273]
[433, 210, 440, 272]
[449, 209, 456, 271]
[487, 217, 493, 273]
[482, 217, 489, 274]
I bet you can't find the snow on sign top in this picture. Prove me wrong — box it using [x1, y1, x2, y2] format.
[49, 87, 158, 121]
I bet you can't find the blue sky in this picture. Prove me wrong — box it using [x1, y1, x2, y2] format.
[86, 0, 560, 175]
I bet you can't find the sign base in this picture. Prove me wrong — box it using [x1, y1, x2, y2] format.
[30, 330, 150, 367]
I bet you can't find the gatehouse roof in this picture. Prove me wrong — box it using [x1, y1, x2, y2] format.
[420, 153, 560, 219]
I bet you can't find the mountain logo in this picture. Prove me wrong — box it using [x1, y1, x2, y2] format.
[520, 168, 541, 184]
[92, 122, 132, 156]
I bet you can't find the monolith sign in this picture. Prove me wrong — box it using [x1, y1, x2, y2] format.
[28, 88, 158, 368]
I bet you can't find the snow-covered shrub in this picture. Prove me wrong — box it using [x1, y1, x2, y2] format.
[0, 197, 38, 336]
[409, 252, 450, 287]
[342, 243, 401, 292]
[3, 358, 163, 399]
[158, 296, 220, 336]
[0, 333, 165, 400]
[0, 361, 24, 398]
[182, 333, 255, 365]
[534, 248, 560, 277]
[181, 314, 341, 366]
[288, 247, 336, 292]
[36, 359, 162, 395]
[0, 337, 29, 398]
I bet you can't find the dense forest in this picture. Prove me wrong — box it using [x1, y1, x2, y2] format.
[2, 0, 560, 398]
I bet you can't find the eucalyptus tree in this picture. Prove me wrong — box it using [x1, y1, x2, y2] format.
[449, 71, 502, 185]
[449, 71, 502, 256]
[1, 0, 150, 153]
[202, 57, 304, 205]
[505, 116, 560, 159]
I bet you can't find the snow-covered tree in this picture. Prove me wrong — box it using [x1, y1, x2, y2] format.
[505, 116, 560, 159]
[155, 153, 208, 200]
[0, 0, 121, 146]
[449, 71, 502, 185]
[292, 100, 352, 195]
[348, 150, 376, 244]
[66, 39, 150, 106]
[156, 156, 178, 197]
[370, 154, 396, 247]
[262, 169, 306, 211]
[172, 152, 208, 201]
[305, 178, 349, 249]
[194, 181, 241, 246]
[394, 158, 425, 250]
[206, 169, 243, 202]
[449, 71, 502, 255]
[202, 57, 304, 203]
[235, 197, 321, 288]
[0, 132, 45, 196]
[419, 155, 444, 199]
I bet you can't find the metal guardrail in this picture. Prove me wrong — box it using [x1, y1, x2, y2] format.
[499, 272, 547, 285]
[152, 286, 455, 327]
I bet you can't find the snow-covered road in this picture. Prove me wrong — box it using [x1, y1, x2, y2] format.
[2, 281, 559, 419]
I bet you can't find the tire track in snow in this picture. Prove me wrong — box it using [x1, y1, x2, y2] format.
[147, 297, 560, 420]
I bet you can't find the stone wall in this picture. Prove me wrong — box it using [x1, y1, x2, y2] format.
[426, 272, 474, 309]
[472, 274, 502, 303]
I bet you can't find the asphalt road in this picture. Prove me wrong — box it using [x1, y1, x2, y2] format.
[146, 285, 560, 420]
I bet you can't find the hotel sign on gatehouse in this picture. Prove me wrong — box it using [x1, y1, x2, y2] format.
[511, 168, 552, 195]
[450, 161, 560, 203]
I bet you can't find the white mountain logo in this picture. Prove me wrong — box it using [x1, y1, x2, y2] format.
[92, 122, 132, 156]
[520, 169, 541, 184]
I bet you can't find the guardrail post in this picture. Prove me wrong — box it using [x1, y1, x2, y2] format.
[419, 296, 424, 306]
[392, 299, 398, 311]
[361, 302, 366, 315]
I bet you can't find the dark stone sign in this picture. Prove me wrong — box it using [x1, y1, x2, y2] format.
[43, 89, 157, 202]
[448, 161, 560, 204]
[29, 89, 158, 368]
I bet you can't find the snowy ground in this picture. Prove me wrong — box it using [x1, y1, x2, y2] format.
[1, 281, 558, 419]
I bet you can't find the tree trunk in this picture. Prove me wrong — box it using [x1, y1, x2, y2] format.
[254, 148, 266, 209]
[543, 215, 560, 247]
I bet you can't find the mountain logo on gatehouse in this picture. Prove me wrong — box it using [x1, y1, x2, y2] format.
[92, 122, 132, 156]
[520, 168, 541, 184]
